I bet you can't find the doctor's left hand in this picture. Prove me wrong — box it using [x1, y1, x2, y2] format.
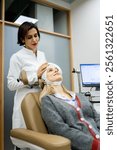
[37, 62, 48, 79]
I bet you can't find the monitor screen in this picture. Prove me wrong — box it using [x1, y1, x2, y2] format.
[80, 64, 100, 87]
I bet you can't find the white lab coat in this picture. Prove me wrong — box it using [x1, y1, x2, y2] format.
[7, 47, 46, 129]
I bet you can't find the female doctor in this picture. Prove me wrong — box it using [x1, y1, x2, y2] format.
[7, 21, 48, 129]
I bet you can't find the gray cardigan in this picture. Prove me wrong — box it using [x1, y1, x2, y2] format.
[41, 93, 100, 150]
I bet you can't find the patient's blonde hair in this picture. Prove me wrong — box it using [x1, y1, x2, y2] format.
[38, 79, 73, 104]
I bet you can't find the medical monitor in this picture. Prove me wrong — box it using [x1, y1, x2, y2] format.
[80, 64, 100, 88]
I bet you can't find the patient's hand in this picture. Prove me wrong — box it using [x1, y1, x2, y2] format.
[37, 62, 48, 79]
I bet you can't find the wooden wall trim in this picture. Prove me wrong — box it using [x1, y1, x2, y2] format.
[0, 22, 3, 150]
[0, 0, 4, 149]
[68, 11, 74, 91]
[4, 21, 71, 39]
[0, 17, 4, 150]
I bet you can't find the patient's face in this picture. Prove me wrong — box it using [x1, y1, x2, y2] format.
[46, 66, 63, 82]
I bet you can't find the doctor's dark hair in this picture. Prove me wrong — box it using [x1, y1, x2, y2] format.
[17, 21, 40, 46]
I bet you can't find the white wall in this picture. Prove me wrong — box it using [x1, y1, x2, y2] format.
[71, 0, 100, 92]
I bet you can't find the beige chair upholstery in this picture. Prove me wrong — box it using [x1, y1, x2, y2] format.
[10, 92, 71, 150]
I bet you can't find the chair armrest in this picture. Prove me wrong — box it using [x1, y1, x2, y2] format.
[10, 128, 71, 150]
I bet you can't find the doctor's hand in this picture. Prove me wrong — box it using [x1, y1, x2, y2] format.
[37, 62, 48, 79]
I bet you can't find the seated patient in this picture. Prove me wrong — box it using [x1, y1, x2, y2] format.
[38, 63, 100, 150]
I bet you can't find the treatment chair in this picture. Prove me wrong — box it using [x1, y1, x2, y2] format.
[10, 92, 71, 150]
